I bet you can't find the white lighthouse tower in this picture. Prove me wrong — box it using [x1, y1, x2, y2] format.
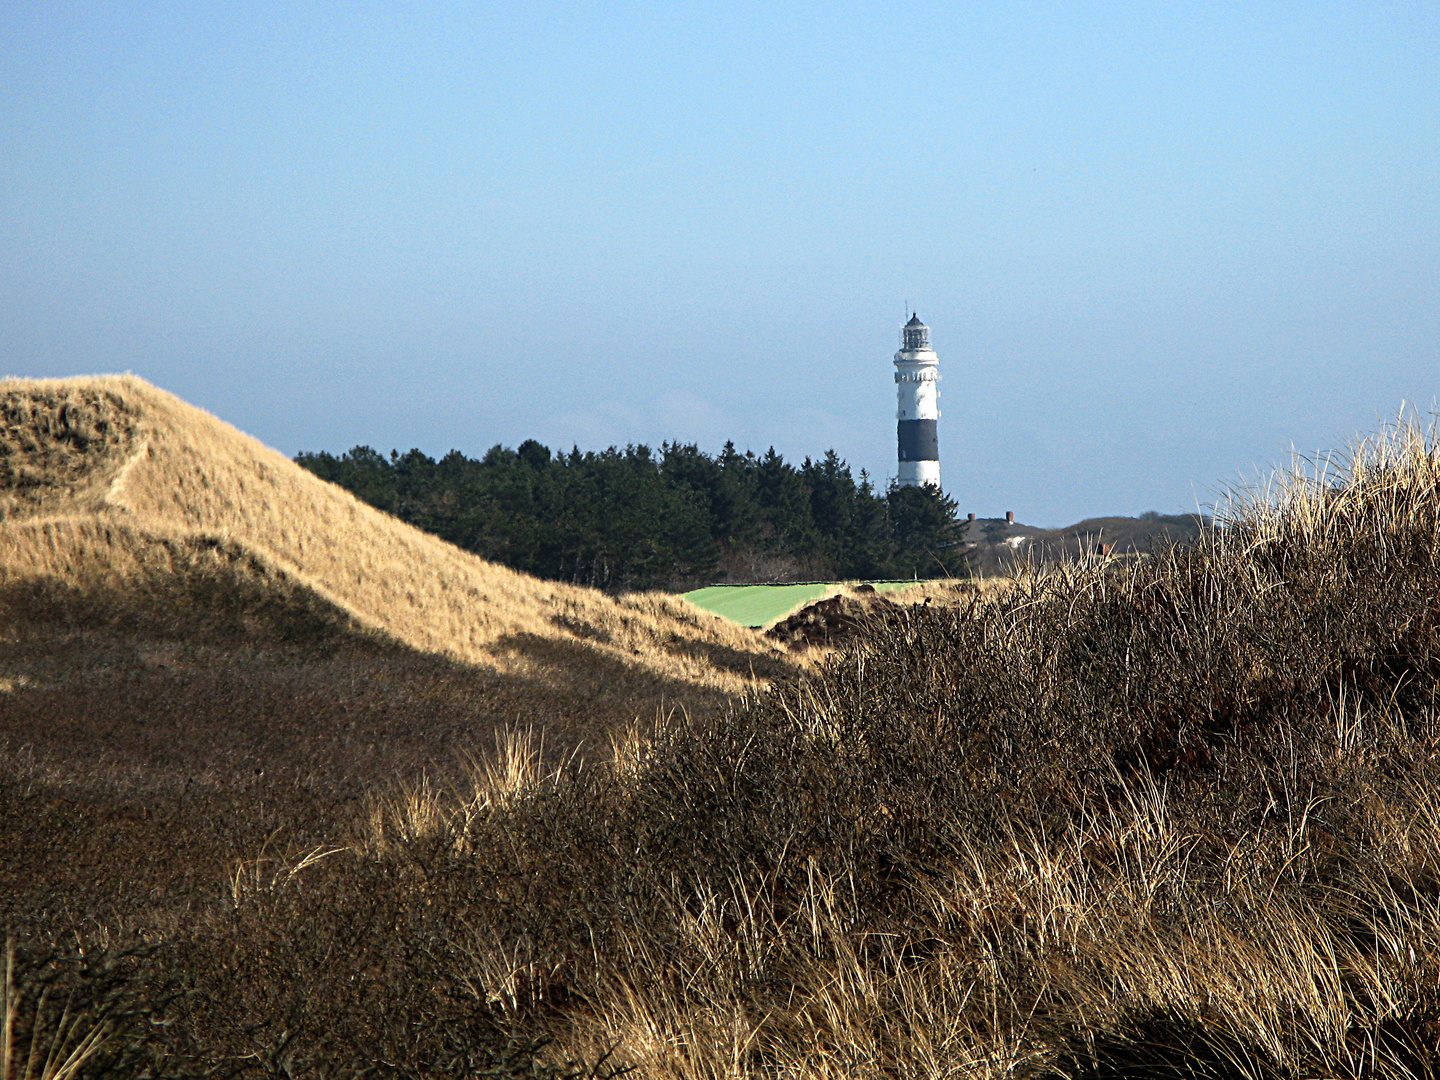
[894, 313, 941, 487]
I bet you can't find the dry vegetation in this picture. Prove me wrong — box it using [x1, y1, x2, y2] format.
[762, 580, 1001, 650]
[0, 376, 794, 815]
[10, 381, 1440, 1078]
[0, 376, 785, 690]
[0, 375, 789, 959]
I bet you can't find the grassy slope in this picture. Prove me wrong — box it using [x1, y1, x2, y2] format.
[20, 382, 1440, 1078]
[0, 375, 785, 690]
[0, 375, 793, 928]
[150, 421, 1440, 1079]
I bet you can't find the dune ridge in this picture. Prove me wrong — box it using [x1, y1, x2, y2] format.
[0, 375, 783, 691]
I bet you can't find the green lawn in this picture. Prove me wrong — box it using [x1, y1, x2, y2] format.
[682, 580, 924, 628]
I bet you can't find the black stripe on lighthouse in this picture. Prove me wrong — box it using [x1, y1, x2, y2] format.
[897, 419, 938, 462]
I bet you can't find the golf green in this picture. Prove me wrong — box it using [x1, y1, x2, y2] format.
[681, 584, 832, 628]
[682, 581, 925, 628]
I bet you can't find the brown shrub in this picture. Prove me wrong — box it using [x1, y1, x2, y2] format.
[17, 411, 1440, 1077]
[294, 420, 1440, 1078]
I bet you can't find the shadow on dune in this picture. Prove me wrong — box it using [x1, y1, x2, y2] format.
[541, 611, 796, 683]
[0, 619, 750, 930]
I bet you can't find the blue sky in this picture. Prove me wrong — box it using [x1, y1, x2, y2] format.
[2, 2, 1436, 525]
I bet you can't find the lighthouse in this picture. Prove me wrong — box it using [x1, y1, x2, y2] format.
[894, 313, 941, 487]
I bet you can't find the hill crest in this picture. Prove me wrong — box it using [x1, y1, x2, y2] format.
[0, 375, 786, 692]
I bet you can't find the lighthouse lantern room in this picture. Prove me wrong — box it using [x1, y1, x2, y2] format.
[893, 313, 941, 487]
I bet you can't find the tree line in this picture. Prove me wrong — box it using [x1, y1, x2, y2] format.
[295, 440, 968, 592]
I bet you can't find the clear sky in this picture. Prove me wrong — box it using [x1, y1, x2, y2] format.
[2, 2, 1436, 526]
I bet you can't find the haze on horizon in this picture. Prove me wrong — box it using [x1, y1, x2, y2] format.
[2, 2, 1436, 528]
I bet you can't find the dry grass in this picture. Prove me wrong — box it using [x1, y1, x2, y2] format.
[0, 375, 795, 989]
[208, 416, 1440, 1079]
[868, 577, 1010, 604]
[1, 943, 108, 1080]
[0, 375, 788, 693]
[16, 386, 1440, 1077]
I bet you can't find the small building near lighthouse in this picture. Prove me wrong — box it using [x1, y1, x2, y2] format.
[894, 313, 941, 487]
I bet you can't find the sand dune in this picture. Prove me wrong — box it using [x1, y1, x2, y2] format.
[0, 379, 795, 933]
[0, 375, 787, 694]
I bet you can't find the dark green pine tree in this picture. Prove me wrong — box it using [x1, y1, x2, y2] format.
[296, 438, 971, 590]
[886, 482, 968, 579]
